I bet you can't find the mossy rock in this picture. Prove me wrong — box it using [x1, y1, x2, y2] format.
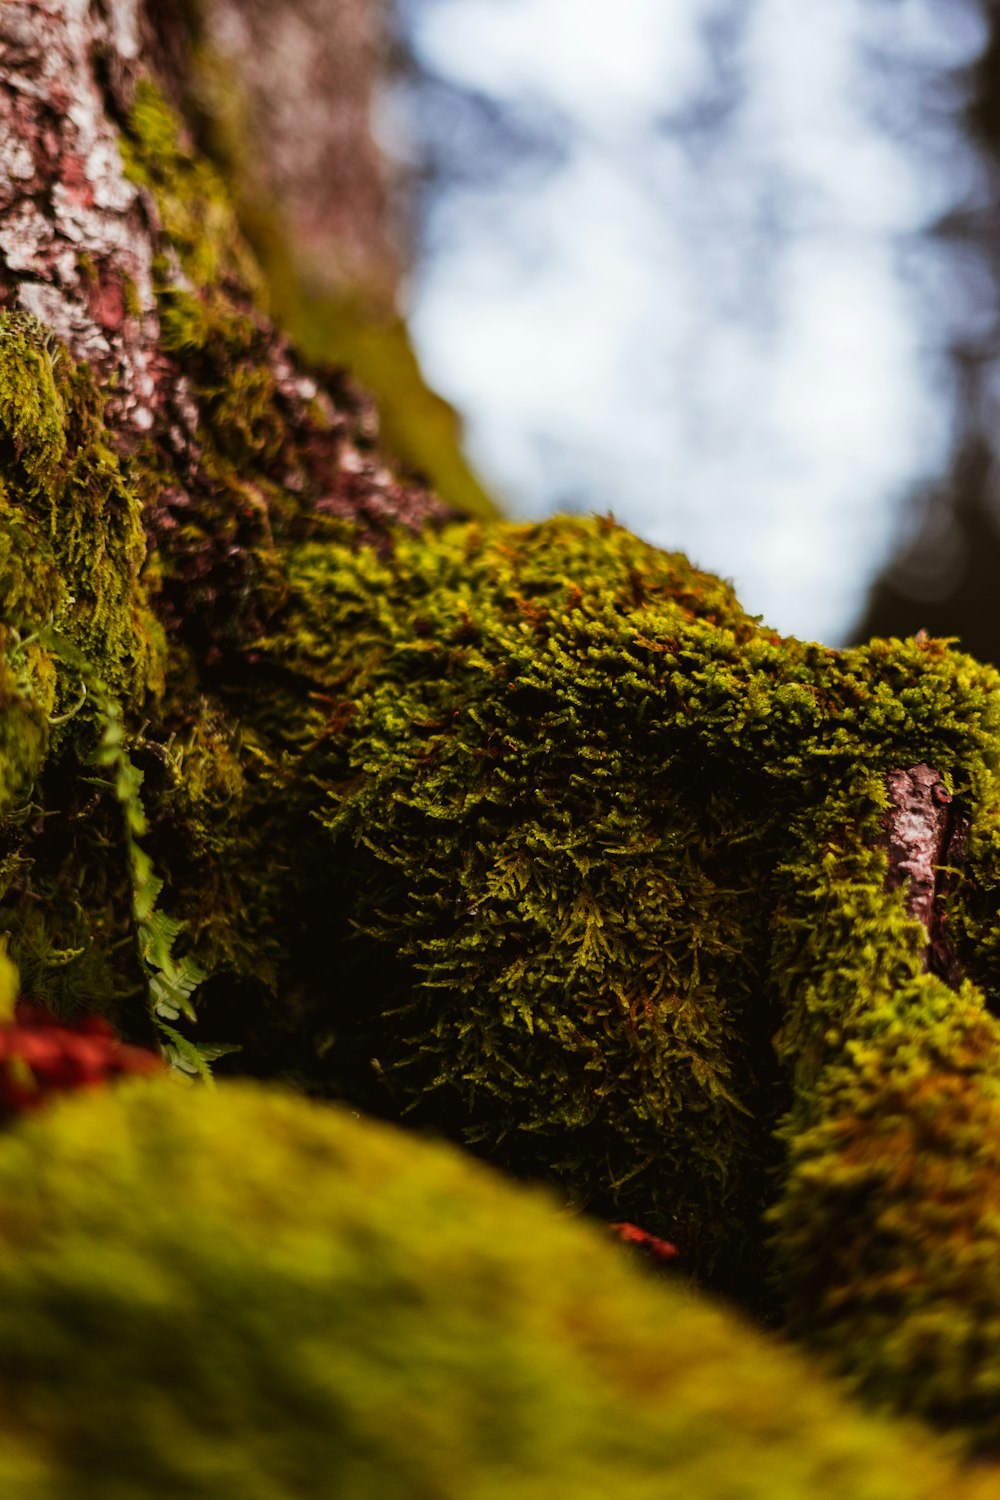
[0, 1078, 988, 1499]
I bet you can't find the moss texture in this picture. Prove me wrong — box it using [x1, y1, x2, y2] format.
[0, 313, 162, 711]
[7, 289, 1000, 1440]
[222, 519, 997, 1253]
[7, 61, 1000, 1459]
[0, 1078, 990, 1500]
[0, 312, 166, 1027]
[142, 508, 1000, 1449]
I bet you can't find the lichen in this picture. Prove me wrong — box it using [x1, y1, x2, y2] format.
[0, 1079, 986, 1500]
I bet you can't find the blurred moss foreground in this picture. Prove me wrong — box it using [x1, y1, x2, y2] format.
[0, 1078, 989, 1500]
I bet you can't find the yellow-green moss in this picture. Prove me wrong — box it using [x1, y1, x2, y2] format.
[0, 313, 163, 708]
[0, 314, 166, 1024]
[0, 1078, 988, 1500]
[121, 80, 265, 301]
[771, 976, 1000, 1442]
[176, 509, 1000, 1391]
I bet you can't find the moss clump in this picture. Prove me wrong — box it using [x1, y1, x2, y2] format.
[222, 517, 997, 1295]
[771, 977, 1000, 1441]
[240, 515, 783, 1286]
[0, 314, 167, 1026]
[0, 1078, 987, 1500]
[0, 314, 163, 708]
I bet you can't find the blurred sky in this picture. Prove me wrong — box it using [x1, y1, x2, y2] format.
[389, 0, 990, 644]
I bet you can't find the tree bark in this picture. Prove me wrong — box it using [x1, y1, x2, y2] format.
[883, 763, 967, 983]
[0, 0, 444, 549]
[0, 0, 160, 441]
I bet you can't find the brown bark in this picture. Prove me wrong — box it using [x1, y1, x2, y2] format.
[883, 764, 967, 983]
[187, 0, 401, 309]
[0, 0, 160, 442]
[0, 0, 447, 662]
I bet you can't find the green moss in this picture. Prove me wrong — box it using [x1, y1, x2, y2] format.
[121, 80, 265, 300]
[181, 512, 1000, 1379]
[0, 314, 163, 707]
[0, 314, 167, 1024]
[771, 979, 1000, 1442]
[245, 516, 782, 1282]
[0, 1078, 986, 1500]
[0, 604, 54, 827]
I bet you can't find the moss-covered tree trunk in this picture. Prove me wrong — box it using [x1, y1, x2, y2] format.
[0, 0, 449, 1056]
[0, 0, 444, 530]
[12, 0, 1000, 1461]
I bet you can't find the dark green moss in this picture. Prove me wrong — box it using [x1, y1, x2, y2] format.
[0, 314, 165, 1026]
[245, 517, 785, 1281]
[0, 1079, 984, 1500]
[182, 513, 1000, 1366]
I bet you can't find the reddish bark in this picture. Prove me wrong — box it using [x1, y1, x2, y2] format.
[0, 0, 448, 667]
[189, 0, 402, 307]
[0, 0, 160, 441]
[883, 764, 967, 982]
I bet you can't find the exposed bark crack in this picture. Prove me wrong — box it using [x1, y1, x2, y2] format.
[883, 763, 969, 985]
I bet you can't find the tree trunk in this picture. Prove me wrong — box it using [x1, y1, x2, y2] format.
[8, 0, 1000, 1464]
[0, 0, 445, 526]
